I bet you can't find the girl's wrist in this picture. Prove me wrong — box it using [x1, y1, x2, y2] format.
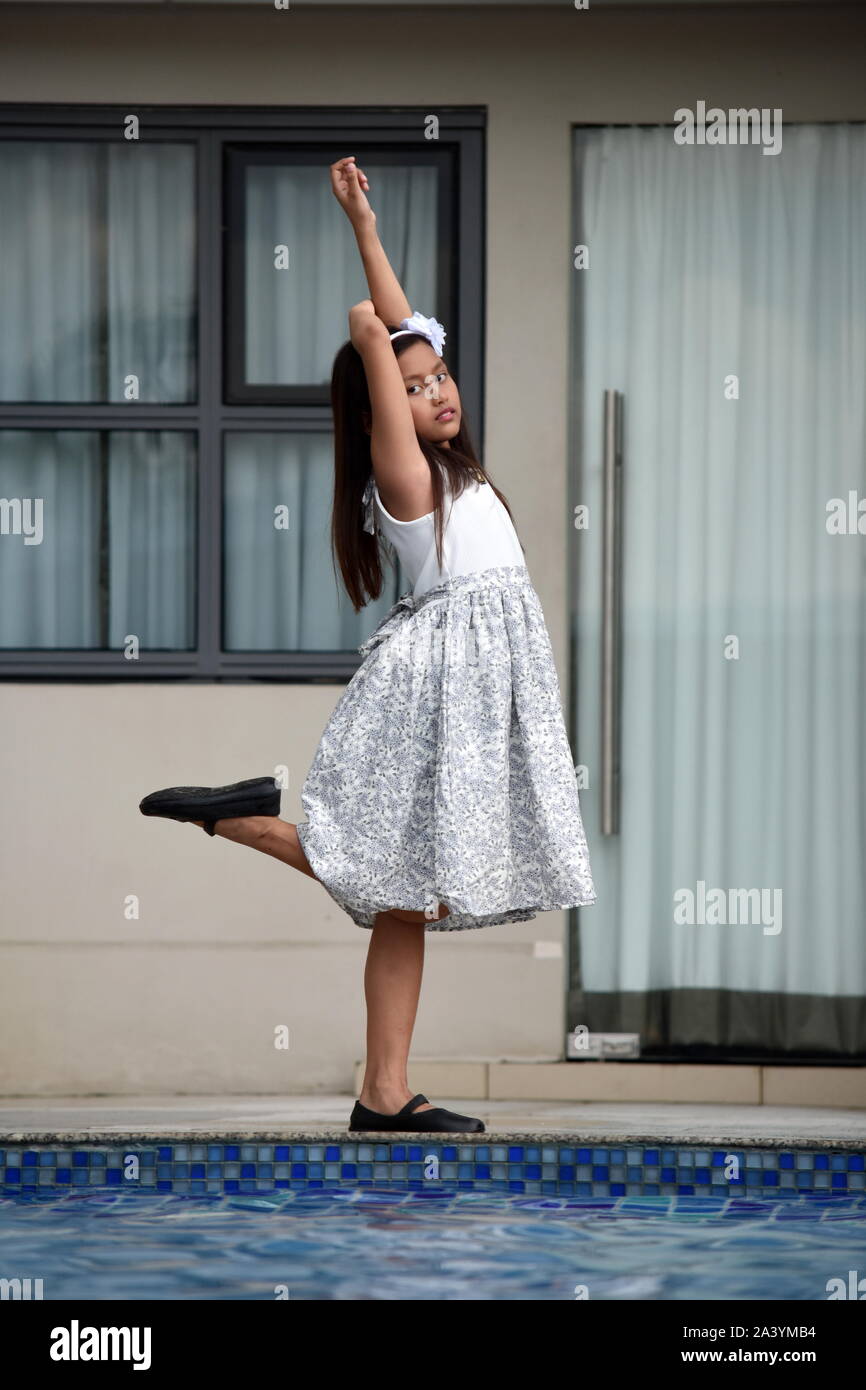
[353, 215, 378, 245]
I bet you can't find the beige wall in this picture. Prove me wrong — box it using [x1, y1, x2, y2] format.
[1, 3, 864, 1094]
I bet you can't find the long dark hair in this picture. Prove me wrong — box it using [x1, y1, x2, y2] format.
[330, 329, 521, 611]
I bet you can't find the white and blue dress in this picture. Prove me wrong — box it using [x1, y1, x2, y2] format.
[295, 470, 597, 930]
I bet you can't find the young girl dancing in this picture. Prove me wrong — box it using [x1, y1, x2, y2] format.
[140, 156, 596, 1134]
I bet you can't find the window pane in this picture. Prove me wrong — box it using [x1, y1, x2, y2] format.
[223, 431, 401, 651]
[0, 429, 196, 648]
[244, 162, 437, 386]
[0, 141, 196, 403]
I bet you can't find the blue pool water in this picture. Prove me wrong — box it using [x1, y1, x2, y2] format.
[2, 1189, 865, 1300]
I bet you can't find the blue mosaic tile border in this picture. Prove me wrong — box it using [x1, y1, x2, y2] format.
[1, 1143, 864, 1196]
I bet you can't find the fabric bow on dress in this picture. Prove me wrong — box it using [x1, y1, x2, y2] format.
[357, 591, 421, 659]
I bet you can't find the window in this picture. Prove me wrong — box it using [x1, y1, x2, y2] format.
[0, 106, 484, 678]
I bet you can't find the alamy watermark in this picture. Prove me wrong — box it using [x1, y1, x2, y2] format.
[1, 1276, 44, 1300]
[674, 880, 782, 936]
[381, 623, 487, 673]
[674, 102, 782, 157]
[50, 1322, 151, 1370]
[0, 497, 43, 545]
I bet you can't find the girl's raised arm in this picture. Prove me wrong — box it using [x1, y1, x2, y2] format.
[349, 301, 433, 522]
[331, 157, 412, 328]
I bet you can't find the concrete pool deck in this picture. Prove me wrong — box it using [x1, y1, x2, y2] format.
[1, 1096, 865, 1148]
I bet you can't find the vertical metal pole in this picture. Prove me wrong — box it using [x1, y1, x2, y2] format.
[601, 388, 623, 835]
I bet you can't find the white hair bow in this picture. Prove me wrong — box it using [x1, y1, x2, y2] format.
[388, 310, 446, 358]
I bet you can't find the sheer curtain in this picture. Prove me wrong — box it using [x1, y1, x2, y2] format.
[224, 431, 401, 651]
[108, 432, 196, 651]
[0, 140, 195, 649]
[0, 141, 100, 400]
[0, 426, 196, 650]
[0, 140, 195, 404]
[573, 124, 866, 1053]
[0, 144, 427, 651]
[106, 144, 196, 403]
[224, 160, 438, 644]
[244, 162, 437, 385]
[0, 429, 100, 647]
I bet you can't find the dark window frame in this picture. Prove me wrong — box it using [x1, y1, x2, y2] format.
[225, 144, 458, 406]
[0, 104, 486, 681]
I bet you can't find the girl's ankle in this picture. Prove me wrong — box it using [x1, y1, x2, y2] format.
[215, 815, 275, 844]
[360, 1084, 411, 1111]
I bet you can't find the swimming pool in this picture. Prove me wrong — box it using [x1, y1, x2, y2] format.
[2, 1137, 863, 1196]
[2, 1136, 863, 1300]
[2, 1189, 865, 1301]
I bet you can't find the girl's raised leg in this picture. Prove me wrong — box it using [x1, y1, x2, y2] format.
[194, 816, 318, 878]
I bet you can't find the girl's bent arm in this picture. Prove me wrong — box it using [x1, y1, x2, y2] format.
[355, 318, 433, 520]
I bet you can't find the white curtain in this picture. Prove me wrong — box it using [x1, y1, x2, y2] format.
[0, 143, 425, 650]
[0, 427, 196, 650]
[0, 429, 101, 647]
[108, 431, 196, 650]
[574, 124, 866, 1019]
[0, 140, 195, 403]
[106, 143, 196, 403]
[245, 162, 437, 384]
[0, 142, 101, 401]
[0, 140, 196, 648]
[224, 431, 399, 651]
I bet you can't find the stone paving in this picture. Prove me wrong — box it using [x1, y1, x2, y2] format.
[1, 1095, 864, 1146]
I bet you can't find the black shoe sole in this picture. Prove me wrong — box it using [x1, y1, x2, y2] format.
[348, 1116, 486, 1134]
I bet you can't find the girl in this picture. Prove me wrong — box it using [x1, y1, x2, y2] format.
[140, 156, 596, 1134]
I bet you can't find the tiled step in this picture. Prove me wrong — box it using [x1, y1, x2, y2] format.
[353, 1061, 866, 1109]
[2, 1139, 864, 1198]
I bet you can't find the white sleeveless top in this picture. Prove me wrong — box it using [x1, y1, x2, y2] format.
[373, 473, 526, 597]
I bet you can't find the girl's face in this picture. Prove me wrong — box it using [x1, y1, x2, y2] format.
[397, 341, 462, 445]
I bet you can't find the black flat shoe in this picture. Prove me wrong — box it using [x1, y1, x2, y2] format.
[139, 776, 280, 835]
[349, 1094, 485, 1134]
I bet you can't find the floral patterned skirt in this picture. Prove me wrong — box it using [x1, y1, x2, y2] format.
[295, 564, 597, 931]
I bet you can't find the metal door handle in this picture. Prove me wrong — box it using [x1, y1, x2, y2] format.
[601, 388, 623, 835]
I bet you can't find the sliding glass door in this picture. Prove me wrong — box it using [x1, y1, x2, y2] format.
[569, 123, 866, 1058]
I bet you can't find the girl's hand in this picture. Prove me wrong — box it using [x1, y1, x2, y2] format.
[349, 299, 386, 351]
[331, 156, 375, 230]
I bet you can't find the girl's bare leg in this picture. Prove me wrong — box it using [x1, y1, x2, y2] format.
[194, 816, 317, 877]
[359, 912, 432, 1115]
[197, 815, 438, 1116]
